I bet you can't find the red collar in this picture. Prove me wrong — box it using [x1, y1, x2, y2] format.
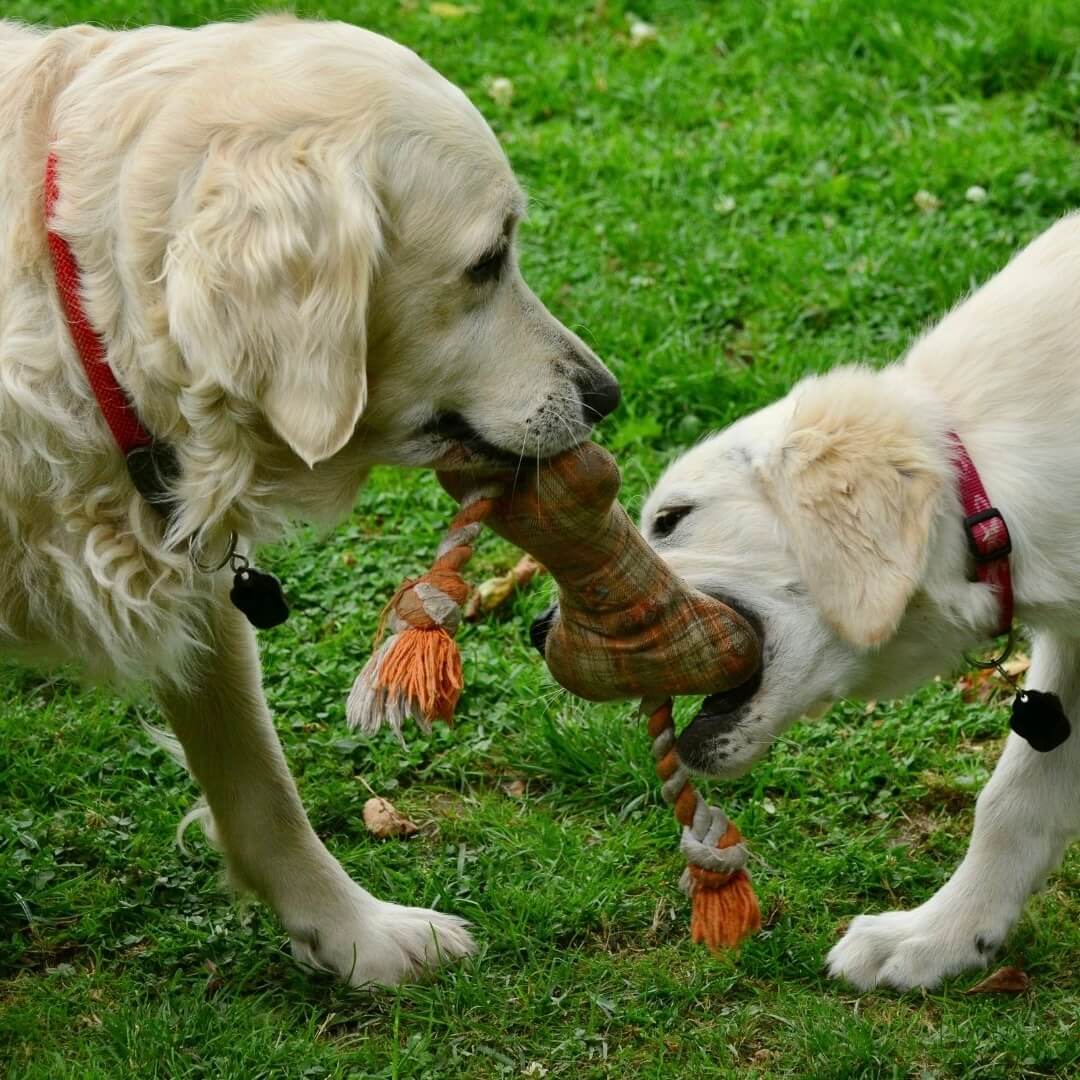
[45, 152, 153, 455]
[948, 431, 1013, 637]
[45, 153, 178, 512]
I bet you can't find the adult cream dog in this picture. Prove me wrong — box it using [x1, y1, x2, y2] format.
[0, 17, 618, 986]
[640, 214, 1080, 989]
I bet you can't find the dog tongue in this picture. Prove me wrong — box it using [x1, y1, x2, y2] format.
[439, 442, 761, 702]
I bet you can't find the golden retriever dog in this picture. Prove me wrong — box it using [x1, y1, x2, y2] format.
[0, 16, 618, 986]
[639, 214, 1080, 989]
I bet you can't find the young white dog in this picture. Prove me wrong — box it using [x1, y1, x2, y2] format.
[0, 17, 618, 986]
[640, 212, 1080, 990]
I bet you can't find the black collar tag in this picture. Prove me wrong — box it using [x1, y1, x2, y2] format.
[966, 632, 1071, 753]
[229, 554, 290, 629]
[128, 444, 290, 631]
[1010, 689, 1071, 752]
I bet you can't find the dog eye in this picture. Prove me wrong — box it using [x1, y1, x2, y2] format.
[652, 505, 694, 540]
[466, 245, 508, 285]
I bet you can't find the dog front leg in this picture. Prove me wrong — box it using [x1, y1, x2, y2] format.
[155, 601, 474, 986]
[828, 631, 1080, 990]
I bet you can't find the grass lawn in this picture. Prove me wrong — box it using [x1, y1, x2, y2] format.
[3, 1, 1080, 1076]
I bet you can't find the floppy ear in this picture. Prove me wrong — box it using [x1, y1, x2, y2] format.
[757, 375, 948, 648]
[166, 137, 381, 466]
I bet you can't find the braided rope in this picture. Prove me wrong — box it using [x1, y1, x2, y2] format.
[345, 467, 762, 950]
[346, 487, 501, 738]
[644, 698, 751, 889]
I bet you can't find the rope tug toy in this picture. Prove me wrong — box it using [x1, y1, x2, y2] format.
[347, 443, 763, 952]
[646, 699, 761, 949]
[347, 489, 498, 739]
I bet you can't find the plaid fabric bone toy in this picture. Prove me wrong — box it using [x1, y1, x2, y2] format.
[347, 442, 764, 951]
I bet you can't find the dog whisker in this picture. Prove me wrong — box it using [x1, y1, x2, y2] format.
[510, 418, 532, 502]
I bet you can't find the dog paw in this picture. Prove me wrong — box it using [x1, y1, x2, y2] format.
[289, 894, 475, 988]
[826, 907, 1004, 991]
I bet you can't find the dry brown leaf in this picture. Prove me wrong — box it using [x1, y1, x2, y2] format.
[204, 958, 224, 998]
[956, 652, 1030, 703]
[464, 555, 544, 621]
[760, 896, 785, 930]
[956, 666, 1002, 703]
[362, 796, 419, 839]
[1001, 654, 1031, 679]
[966, 965, 1029, 994]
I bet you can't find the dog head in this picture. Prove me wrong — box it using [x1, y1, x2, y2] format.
[640, 367, 994, 778]
[158, 20, 616, 530]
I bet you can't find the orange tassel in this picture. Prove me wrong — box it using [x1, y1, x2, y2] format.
[647, 698, 761, 952]
[346, 493, 495, 737]
[687, 823, 762, 952]
[377, 624, 463, 723]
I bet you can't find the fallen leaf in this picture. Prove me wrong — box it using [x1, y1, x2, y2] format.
[956, 666, 1004, 703]
[204, 959, 224, 997]
[914, 189, 941, 212]
[627, 17, 658, 47]
[1001, 653, 1030, 679]
[966, 965, 1029, 994]
[487, 76, 515, 107]
[760, 896, 785, 930]
[430, 2, 477, 17]
[956, 652, 1029, 703]
[464, 555, 544, 620]
[363, 796, 419, 839]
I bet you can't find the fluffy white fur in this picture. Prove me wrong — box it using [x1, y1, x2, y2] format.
[642, 213, 1080, 990]
[1, 17, 616, 986]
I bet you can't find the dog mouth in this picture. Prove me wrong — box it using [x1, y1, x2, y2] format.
[531, 590, 765, 749]
[422, 411, 524, 468]
[423, 409, 598, 469]
[675, 668, 763, 773]
[695, 666, 763, 720]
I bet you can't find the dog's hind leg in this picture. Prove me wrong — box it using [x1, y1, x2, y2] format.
[827, 630, 1080, 991]
[154, 600, 474, 987]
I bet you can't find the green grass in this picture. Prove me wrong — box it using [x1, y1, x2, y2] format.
[3, 1, 1080, 1076]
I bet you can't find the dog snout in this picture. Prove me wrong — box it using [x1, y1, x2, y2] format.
[674, 667, 763, 773]
[675, 707, 747, 774]
[578, 372, 621, 423]
[529, 603, 558, 654]
[560, 329, 619, 425]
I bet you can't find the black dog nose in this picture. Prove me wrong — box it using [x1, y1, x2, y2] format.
[580, 375, 621, 423]
[530, 603, 558, 654]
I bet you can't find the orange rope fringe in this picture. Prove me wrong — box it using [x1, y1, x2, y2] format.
[648, 699, 761, 952]
[377, 625, 464, 723]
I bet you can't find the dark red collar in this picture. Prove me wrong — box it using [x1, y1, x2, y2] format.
[45, 152, 153, 454]
[948, 431, 1013, 637]
[45, 152, 176, 512]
